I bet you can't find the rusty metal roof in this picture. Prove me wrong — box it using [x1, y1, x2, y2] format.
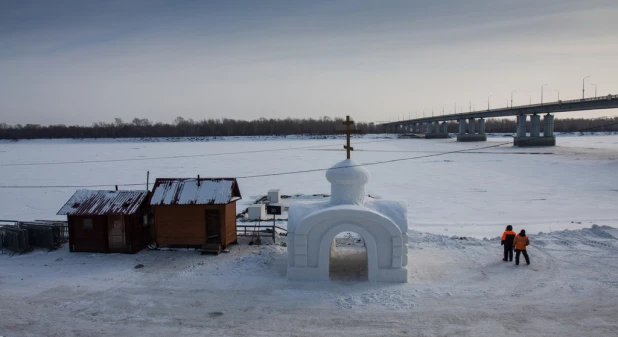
[150, 178, 241, 206]
[57, 190, 149, 216]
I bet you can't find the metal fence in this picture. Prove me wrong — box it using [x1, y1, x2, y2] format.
[0, 226, 30, 255]
[33, 220, 69, 241]
[0, 220, 68, 255]
[237, 222, 287, 242]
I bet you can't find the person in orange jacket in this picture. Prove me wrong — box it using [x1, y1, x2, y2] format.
[501, 225, 517, 261]
[513, 229, 530, 265]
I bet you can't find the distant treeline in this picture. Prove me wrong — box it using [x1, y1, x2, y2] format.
[1, 116, 617, 140]
[0, 117, 377, 139]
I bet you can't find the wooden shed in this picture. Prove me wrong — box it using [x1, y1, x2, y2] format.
[150, 178, 242, 253]
[57, 190, 151, 254]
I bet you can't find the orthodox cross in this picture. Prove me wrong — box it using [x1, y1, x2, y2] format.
[335, 115, 362, 159]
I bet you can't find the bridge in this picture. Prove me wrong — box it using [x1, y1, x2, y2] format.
[380, 95, 618, 146]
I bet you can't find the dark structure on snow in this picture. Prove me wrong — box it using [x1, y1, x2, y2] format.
[150, 178, 241, 253]
[57, 190, 150, 254]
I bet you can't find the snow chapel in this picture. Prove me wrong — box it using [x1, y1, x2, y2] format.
[287, 117, 409, 282]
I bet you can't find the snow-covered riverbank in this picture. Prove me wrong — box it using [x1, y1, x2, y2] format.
[1, 225, 617, 336]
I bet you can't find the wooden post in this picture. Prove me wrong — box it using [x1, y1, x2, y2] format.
[146, 171, 150, 191]
[197, 175, 200, 187]
[115, 185, 118, 191]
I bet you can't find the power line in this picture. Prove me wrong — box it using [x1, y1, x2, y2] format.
[0, 138, 396, 167]
[238, 122, 618, 178]
[1, 121, 617, 189]
[0, 183, 146, 189]
[235, 141, 510, 179]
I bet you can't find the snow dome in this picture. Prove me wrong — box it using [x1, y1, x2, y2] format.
[287, 159, 408, 283]
[325, 159, 369, 205]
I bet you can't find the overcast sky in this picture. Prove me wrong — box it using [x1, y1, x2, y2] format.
[1, 0, 617, 126]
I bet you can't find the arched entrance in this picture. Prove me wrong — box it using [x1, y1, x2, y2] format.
[329, 231, 368, 281]
[318, 223, 378, 281]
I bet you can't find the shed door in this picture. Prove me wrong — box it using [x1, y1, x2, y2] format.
[108, 215, 126, 252]
[206, 210, 220, 244]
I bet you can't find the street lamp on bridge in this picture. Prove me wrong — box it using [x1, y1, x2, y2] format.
[511, 90, 517, 107]
[487, 95, 492, 110]
[590, 83, 597, 98]
[554, 90, 560, 101]
[541, 84, 547, 103]
[582, 76, 590, 99]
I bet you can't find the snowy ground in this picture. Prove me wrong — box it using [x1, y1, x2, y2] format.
[1, 134, 618, 336]
[1, 226, 617, 336]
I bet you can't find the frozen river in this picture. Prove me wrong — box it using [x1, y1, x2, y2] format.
[2, 134, 617, 238]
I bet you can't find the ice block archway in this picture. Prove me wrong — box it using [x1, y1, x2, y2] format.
[287, 159, 408, 283]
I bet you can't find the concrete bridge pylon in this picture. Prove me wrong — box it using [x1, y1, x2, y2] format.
[514, 114, 556, 146]
[456, 117, 487, 142]
[424, 121, 450, 139]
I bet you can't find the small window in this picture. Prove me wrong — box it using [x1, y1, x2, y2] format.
[142, 215, 148, 227]
[84, 218, 93, 230]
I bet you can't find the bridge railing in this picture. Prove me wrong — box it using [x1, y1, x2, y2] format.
[382, 94, 617, 125]
[480, 94, 617, 113]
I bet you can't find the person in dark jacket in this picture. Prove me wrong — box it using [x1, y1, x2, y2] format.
[501, 225, 517, 261]
[513, 229, 530, 265]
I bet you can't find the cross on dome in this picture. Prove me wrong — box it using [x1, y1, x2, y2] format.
[336, 115, 362, 159]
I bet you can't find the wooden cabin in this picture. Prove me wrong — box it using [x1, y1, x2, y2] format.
[57, 190, 151, 254]
[150, 178, 242, 253]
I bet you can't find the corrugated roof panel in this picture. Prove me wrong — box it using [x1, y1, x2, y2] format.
[163, 181, 179, 205]
[57, 190, 149, 216]
[178, 180, 198, 204]
[150, 178, 240, 206]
